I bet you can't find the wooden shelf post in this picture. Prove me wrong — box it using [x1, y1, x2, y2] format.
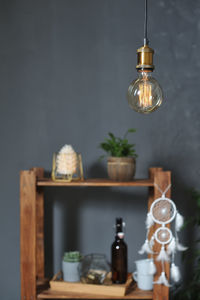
[20, 168, 44, 300]
[148, 168, 171, 300]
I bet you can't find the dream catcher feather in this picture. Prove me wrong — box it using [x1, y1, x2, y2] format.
[138, 183, 187, 286]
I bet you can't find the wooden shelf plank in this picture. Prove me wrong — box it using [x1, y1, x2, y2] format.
[37, 287, 153, 299]
[37, 178, 154, 187]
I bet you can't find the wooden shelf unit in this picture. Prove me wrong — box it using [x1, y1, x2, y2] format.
[20, 167, 171, 300]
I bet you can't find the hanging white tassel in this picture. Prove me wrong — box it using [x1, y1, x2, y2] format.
[175, 212, 184, 232]
[156, 245, 169, 261]
[170, 263, 181, 282]
[176, 238, 188, 251]
[154, 272, 171, 287]
[167, 237, 176, 255]
[146, 212, 154, 229]
[138, 239, 154, 255]
[149, 235, 155, 249]
[149, 259, 157, 275]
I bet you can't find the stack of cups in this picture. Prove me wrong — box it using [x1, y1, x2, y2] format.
[133, 259, 153, 290]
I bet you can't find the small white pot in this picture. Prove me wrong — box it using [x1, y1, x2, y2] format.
[62, 260, 80, 282]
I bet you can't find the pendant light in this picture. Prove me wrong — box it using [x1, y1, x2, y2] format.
[127, 0, 163, 114]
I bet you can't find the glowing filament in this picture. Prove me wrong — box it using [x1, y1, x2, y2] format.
[139, 80, 152, 108]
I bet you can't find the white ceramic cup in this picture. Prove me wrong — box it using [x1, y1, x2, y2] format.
[135, 258, 153, 275]
[133, 271, 153, 290]
[133, 258, 154, 290]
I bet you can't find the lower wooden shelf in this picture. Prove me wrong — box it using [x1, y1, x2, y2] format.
[37, 287, 153, 299]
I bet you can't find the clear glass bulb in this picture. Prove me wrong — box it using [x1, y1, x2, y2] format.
[127, 71, 163, 114]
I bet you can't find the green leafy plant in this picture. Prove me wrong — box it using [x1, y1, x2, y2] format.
[63, 251, 82, 262]
[173, 189, 200, 300]
[99, 128, 137, 158]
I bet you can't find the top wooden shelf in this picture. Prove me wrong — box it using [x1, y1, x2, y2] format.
[37, 178, 154, 187]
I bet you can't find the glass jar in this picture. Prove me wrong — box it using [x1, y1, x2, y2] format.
[79, 254, 110, 284]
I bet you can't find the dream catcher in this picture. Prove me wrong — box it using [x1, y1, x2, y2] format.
[138, 184, 187, 286]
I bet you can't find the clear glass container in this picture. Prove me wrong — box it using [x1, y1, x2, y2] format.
[79, 254, 110, 285]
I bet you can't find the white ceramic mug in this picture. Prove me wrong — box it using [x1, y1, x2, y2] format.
[133, 271, 153, 290]
[133, 258, 154, 290]
[135, 258, 153, 275]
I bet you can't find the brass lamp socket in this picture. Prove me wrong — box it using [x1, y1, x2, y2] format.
[136, 45, 154, 71]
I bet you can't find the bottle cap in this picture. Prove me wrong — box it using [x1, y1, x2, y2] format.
[117, 232, 124, 239]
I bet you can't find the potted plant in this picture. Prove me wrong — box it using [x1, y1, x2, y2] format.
[62, 251, 82, 282]
[99, 129, 137, 181]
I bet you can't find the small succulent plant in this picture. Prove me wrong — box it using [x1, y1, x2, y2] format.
[63, 251, 82, 263]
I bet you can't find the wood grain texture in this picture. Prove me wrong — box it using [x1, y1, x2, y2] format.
[49, 272, 133, 297]
[32, 168, 45, 279]
[20, 170, 37, 300]
[37, 178, 154, 187]
[37, 278, 50, 295]
[37, 286, 153, 299]
[107, 157, 136, 181]
[148, 168, 171, 300]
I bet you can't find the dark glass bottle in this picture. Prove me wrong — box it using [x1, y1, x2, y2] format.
[111, 218, 127, 284]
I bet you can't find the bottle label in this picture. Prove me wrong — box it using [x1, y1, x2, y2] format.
[117, 232, 124, 239]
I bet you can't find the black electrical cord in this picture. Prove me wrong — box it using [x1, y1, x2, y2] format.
[144, 0, 149, 45]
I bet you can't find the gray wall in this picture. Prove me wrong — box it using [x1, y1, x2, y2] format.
[0, 0, 200, 299]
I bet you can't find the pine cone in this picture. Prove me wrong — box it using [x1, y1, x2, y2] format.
[56, 145, 77, 175]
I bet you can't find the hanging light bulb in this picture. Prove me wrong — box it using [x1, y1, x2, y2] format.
[127, 0, 163, 114]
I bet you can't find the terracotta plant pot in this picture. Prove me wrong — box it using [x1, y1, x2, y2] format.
[107, 157, 136, 181]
